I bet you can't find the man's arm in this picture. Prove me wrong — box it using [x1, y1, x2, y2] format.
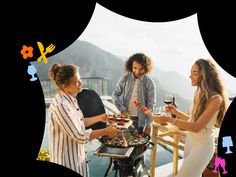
[145, 77, 157, 128]
[112, 76, 127, 112]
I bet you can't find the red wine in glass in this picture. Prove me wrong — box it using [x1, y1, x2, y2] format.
[164, 94, 173, 105]
[163, 94, 174, 116]
[164, 100, 172, 105]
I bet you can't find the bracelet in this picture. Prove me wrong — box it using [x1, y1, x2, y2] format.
[173, 118, 177, 125]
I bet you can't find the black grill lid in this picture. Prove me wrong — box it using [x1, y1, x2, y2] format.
[76, 88, 106, 130]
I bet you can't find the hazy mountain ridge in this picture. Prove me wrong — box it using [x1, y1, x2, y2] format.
[34, 40, 199, 111]
[34, 40, 124, 94]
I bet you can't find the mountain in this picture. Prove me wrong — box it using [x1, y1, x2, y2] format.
[153, 69, 194, 99]
[34, 40, 192, 111]
[33, 40, 124, 94]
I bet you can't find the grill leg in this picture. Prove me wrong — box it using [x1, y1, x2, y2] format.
[104, 157, 114, 177]
[114, 168, 118, 177]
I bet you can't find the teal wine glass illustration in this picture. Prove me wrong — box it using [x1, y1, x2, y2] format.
[27, 64, 38, 81]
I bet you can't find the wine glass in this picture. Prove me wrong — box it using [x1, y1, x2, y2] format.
[154, 106, 165, 115]
[163, 94, 174, 116]
[27, 64, 38, 81]
[164, 94, 174, 105]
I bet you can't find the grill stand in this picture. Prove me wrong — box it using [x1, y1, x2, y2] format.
[94, 139, 151, 177]
[104, 156, 149, 177]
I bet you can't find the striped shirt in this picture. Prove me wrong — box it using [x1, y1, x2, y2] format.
[48, 91, 92, 177]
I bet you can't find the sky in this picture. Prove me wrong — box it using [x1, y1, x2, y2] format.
[79, 3, 236, 95]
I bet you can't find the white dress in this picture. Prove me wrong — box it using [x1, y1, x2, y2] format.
[173, 96, 219, 177]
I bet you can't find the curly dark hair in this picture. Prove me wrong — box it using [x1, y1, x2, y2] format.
[124, 53, 153, 74]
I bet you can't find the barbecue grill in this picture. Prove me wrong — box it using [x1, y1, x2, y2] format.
[76, 89, 152, 176]
[95, 131, 153, 177]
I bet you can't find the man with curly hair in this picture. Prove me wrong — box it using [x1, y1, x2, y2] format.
[112, 53, 156, 135]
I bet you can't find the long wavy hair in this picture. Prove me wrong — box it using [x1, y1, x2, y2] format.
[192, 59, 228, 127]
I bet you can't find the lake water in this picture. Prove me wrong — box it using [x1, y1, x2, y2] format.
[40, 109, 174, 177]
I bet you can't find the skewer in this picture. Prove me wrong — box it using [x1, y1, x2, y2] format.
[121, 130, 128, 147]
[133, 100, 155, 120]
[133, 100, 169, 126]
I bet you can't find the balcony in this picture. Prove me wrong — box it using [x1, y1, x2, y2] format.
[149, 123, 219, 177]
[40, 77, 109, 98]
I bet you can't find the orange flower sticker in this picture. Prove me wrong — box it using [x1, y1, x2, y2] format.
[21, 45, 33, 59]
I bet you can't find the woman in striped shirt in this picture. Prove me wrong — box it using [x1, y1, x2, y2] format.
[48, 63, 120, 177]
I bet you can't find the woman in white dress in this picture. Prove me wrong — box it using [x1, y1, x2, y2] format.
[154, 59, 228, 177]
[48, 63, 120, 177]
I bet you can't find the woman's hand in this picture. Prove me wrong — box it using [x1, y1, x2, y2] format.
[105, 124, 121, 137]
[100, 113, 109, 123]
[154, 115, 168, 125]
[165, 105, 178, 116]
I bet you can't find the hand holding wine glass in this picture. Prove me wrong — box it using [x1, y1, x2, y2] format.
[163, 94, 174, 116]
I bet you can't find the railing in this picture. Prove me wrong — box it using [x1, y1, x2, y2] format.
[101, 96, 120, 115]
[45, 96, 120, 116]
[41, 77, 109, 98]
[149, 123, 187, 177]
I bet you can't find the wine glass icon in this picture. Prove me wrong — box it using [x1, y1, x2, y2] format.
[212, 156, 228, 174]
[222, 136, 233, 154]
[212, 156, 221, 173]
[27, 64, 38, 81]
[220, 158, 228, 174]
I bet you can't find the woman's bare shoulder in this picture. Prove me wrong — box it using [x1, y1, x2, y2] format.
[209, 94, 222, 107]
[210, 94, 222, 100]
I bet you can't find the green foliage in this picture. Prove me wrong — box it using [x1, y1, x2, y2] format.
[37, 148, 50, 161]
